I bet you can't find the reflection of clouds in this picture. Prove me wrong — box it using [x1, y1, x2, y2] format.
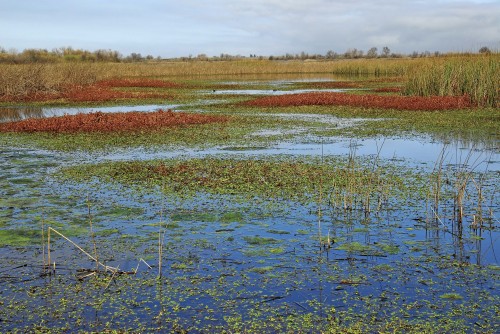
[0, 107, 44, 123]
[93, 134, 499, 173]
[0, 105, 180, 123]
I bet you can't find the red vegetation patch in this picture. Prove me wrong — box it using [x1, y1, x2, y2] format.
[0, 81, 175, 103]
[243, 92, 472, 111]
[62, 85, 168, 103]
[0, 85, 170, 103]
[0, 110, 229, 133]
[96, 79, 182, 88]
[0, 91, 61, 103]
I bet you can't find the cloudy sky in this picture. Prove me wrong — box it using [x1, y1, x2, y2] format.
[1, 0, 498, 57]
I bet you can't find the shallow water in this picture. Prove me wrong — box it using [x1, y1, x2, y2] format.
[87, 135, 499, 174]
[205, 88, 347, 95]
[0, 75, 498, 332]
[0, 144, 498, 331]
[0, 104, 181, 123]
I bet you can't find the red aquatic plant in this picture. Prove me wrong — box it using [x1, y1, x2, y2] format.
[0, 109, 229, 133]
[0, 80, 175, 103]
[242, 92, 472, 111]
[62, 85, 169, 103]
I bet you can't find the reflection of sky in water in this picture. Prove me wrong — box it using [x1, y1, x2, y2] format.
[205, 88, 347, 95]
[0, 104, 180, 122]
[95, 136, 499, 172]
[1, 103, 497, 171]
[274, 138, 498, 168]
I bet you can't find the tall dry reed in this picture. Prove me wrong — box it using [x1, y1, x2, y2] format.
[0, 62, 98, 99]
[403, 54, 499, 107]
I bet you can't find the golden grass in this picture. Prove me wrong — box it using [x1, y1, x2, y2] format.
[403, 53, 499, 107]
[0, 63, 98, 99]
[0, 54, 497, 106]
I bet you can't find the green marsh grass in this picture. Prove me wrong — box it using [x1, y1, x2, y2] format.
[59, 157, 410, 206]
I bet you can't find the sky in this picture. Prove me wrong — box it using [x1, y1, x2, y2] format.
[1, 0, 499, 58]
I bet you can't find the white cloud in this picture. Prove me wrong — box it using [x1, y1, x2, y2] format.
[0, 0, 498, 56]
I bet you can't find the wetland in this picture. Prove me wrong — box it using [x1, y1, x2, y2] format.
[0, 66, 499, 333]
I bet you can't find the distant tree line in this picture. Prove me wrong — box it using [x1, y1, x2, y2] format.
[0, 47, 158, 63]
[0, 45, 494, 64]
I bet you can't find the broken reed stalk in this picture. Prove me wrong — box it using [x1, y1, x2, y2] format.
[104, 265, 120, 290]
[318, 139, 324, 250]
[453, 148, 484, 226]
[41, 208, 46, 269]
[134, 258, 153, 274]
[87, 195, 99, 271]
[430, 146, 448, 225]
[158, 207, 164, 278]
[365, 140, 385, 215]
[47, 227, 117, 273]
[345, 142, 358, 211]
[47, 226, 51, 270]
[470, 177, 484, 228]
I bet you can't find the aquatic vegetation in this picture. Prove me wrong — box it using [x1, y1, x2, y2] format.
[0, 109, 229, 133]
[59, 157, 409, 206]
[242, 92, 472, 110]
[243, 236, 279, 245]
[439, 293, 463, 300]
[61, 84, 170, 103]
[377, 243, 400, 255]
[0, 229, 38, 246]
[249, 265, 275, 274]
[335, 241, 373, 254]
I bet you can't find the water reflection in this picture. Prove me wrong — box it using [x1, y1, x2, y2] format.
[89, 136, 499, 173]
[0, 106, 46, 122]
[0, 104, 180, 123]
[187, 72, 378, 82]
[207, 88, 347, 95]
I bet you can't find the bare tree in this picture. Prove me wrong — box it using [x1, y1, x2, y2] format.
[367, 47, 378, 58]
[479, 46, 491, 54]
[382, 46, 391, 57]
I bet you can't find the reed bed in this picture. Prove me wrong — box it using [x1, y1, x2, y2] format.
[94, 58, 414, 77]
[1, 55, 496, 106]
[0, 63, 98, 99]
[0, 58, 415, 101]
[403, 54, 499, 107]
[426, 147, 495, 229]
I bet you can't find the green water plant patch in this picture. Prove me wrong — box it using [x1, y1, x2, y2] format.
[59, 157, 411, 206]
